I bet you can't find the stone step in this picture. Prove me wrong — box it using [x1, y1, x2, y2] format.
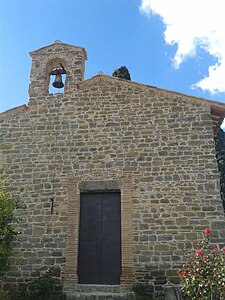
[76, 285, 122, 293]
[66, 292, 135, 300]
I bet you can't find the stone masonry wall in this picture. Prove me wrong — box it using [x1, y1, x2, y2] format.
[0, 74, 225, 299]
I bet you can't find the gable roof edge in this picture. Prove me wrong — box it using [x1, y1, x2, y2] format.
[79, 74, 225, 108]
[29, 41, 87, 59]
[0, 104, 29, 120]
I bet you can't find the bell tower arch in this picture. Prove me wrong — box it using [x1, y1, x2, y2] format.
[28, 40, 87, 104]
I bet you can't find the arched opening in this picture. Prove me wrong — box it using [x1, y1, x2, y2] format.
[46, 58, 67, 94]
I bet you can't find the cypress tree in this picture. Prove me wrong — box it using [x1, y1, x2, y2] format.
[112, 66, 131, 80]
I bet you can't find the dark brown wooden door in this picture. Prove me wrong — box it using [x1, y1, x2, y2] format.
[78, 192, 121, 284]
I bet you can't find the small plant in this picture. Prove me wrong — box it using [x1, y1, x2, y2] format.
[30, 273, 54, 300]
[0, 181, 20, 276]
[133, 284, 152, 300]
[17, 271, 54, 300]
[178, 228, 225, 300]
[0, 286, 10, 300]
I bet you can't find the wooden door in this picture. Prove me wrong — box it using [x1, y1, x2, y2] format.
[78, 192, 121, 284]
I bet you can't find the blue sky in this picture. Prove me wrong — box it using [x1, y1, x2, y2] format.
[0, 0, 224, 128]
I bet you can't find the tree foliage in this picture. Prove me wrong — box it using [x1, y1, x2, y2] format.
[0, 181, 20, 276]
[214, 127, 225, 211]
[112, 66, 131, 80]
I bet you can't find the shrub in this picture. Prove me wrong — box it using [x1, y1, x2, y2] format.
[0, 286, 10, 300]
[0, 181, 20, 276]
[178, 228, 225, 300]
[17, 272, 54, 300]
[133, 284, 154, 300]
[214, 127, 225, 211]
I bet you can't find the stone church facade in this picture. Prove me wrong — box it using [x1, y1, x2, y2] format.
[0, 41, 225, 299]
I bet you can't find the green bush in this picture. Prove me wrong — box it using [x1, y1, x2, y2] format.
[0, 181, 20, 276]
[178, 228, 225, 299]
[0, 286, 10, 300]
[133, 284, 153, 300]
[214, 127, 225, 211]
[17, 273, 54, 300]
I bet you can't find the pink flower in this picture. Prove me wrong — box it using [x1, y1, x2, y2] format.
[202, 257, 208, 263]
[222, 248, 225, 253]
[183, 271, 187, 277]
[196, 249, 202, 256]
[213, 248, 218, 252]
[204, 228, 211, 235]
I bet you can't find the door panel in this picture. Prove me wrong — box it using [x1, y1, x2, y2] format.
[78, 193, 102, 284]
[101, 193, 121, 284]
[78, 192, 121, 285]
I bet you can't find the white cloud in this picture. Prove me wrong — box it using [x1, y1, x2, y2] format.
[140, 0, 225, 94]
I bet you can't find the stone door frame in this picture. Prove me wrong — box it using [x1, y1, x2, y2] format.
[63, 170, 134, 293]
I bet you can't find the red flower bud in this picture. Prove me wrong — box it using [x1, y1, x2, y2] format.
[202, 257, 208, 263]
[213, 248, 218, 252]
[204, 228, 211, 235]
[222, 248, 225, 253]
[183, 271, 187, 276]
[196, 249, 202, 256]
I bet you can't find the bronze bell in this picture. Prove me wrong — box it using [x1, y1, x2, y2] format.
[52, 73, 64, 89]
